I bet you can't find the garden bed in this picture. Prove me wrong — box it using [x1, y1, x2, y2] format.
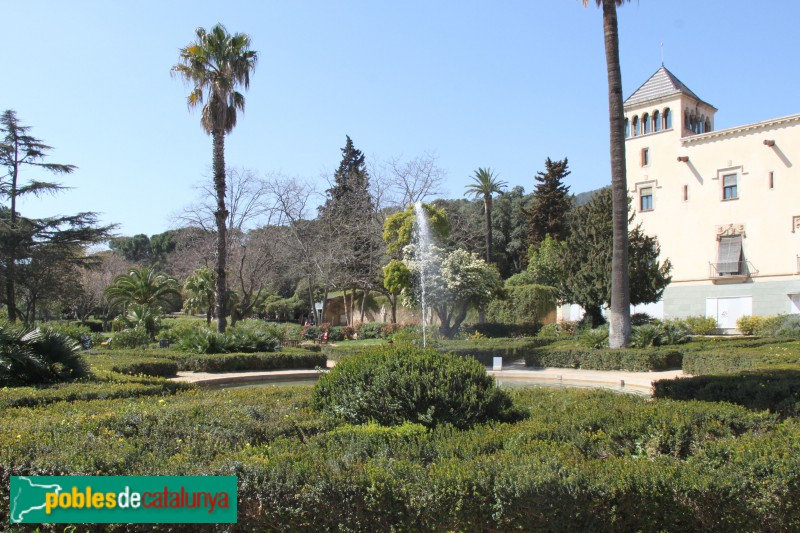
[524, 340, 682, 371]
[1, 386, 797, 530]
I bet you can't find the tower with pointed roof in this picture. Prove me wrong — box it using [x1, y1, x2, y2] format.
[616, 66, 800, 329]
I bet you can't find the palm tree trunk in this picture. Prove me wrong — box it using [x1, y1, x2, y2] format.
[212, 130, 228, 333]
[484, 197, 492, 263]
[602, 0, 631, 348]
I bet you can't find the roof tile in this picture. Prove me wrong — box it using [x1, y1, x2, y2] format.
[624, 66, 710, 108]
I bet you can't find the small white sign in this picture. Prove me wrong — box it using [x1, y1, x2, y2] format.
[493, 357, 502, 371]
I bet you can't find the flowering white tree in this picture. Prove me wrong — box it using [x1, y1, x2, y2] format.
[404, 247, 502, 338]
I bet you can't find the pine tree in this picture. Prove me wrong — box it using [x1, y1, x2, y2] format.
[524, 157, 572, 248]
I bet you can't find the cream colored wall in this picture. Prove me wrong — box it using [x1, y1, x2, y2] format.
[624, 98, 800, 288]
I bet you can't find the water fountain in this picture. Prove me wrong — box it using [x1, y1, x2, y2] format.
[413, 202, 433, 348]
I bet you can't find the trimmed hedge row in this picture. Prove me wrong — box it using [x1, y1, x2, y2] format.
[442, 338, 553, 366]
[461, 322, 542, 338]
[0, 379, 191, 409]
[1, 387, 796, 530]
[682, 341, 800, 375]
[326, 338, 552, 366]
[86, 348, 326, 376]
[182, 351, 327, 373]
[654, 369, 800, 418]
[111, 359, 179, 377]
[524, 342, 683, 371]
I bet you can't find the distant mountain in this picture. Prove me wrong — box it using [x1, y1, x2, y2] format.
[573, 187, 604, 206]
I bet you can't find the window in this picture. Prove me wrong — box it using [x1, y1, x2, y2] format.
[641, 148, 649, 166]
[642, 113, 650, 134]
[716, 235, 744, 276]
[664, 108, 672, 129]
[723, 174, 738, 200]
[624, 118, 630, 138]
[683, 184, 688, 201]
[640, 187, 653, 211]
[769, 171, 774, 189]
[705, 119, 711, 133]
[653, 110, 661, 132]
[632, 116, 639, 136]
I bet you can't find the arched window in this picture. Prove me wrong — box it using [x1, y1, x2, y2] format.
[684, 110, 689, 130]
[632, 116, 639, 136]
[664, 108, 672, 129]
[624, 118, 630, 138]
[653, 110, 661, 132]
[642, 113, 650, 134]
[698, 115, 704, 133]
[705, 119, 711, 133]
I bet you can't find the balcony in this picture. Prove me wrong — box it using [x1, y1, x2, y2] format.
[709, 261, 755, 283]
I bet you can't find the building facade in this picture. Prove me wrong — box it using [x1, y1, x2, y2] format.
[624, 66, 800, 328]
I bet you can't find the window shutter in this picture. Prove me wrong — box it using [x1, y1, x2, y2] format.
[717, 235, 743, 274]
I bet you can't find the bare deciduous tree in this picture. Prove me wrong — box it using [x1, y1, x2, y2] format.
[369, 152, 446, 213]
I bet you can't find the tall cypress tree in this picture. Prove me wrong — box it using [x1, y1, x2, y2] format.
[323, 136, 372, 213]
[524, 157, 572, 249]
[319, 136, 379, 323]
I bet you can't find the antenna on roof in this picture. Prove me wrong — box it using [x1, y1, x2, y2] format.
[661, 42, 665, 66]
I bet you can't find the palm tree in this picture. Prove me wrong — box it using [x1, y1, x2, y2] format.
[465, 168, 507, 264]
[183, 267, 216, 325]
[583, 0, 632, 348]
[172, 24, 258, 333]
[105, 267, 181, 313]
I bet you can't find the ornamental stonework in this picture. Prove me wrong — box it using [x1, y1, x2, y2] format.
[715, 224, 745, 239]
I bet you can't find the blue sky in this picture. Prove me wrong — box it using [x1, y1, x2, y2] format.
[3, 1, 799, 237]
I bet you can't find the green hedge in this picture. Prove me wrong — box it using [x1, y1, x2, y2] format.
[654, 369, 800, 418]
[111, 359, 178, 377]
[84, 351, 184, 378]
[0, 379, 191, 409]
[440, 338, 553, 366]
[1, 387, 797, 530]
[524, 342, 682, 371]
[326, 338, 552, 366]
[461, 322, 542, 338]
[681, 338, 800, 375]
[182, 351, 326, 373]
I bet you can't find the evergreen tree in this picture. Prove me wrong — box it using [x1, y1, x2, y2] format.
[319, 136, 381, 324]
[559, 187, 671, 327]
[491, 185, 532, 277]
[524, 157, 572, 248]
[322, 136, 373, 215]
[0, 111, 114, 323]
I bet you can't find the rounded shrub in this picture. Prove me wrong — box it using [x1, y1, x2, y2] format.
[310, 345, 523, 429]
